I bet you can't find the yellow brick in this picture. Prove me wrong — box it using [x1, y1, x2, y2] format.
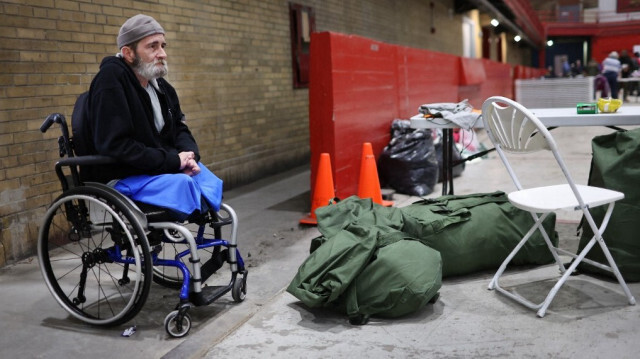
[55, 20, 82, 32]
[27, 17, 56, 30]
[0, 26, 17, 37]
[102, 6, 123, 17]
[26, 0, 55, 8]
[0, 178, 20, 193]
[15, 28, 46, 39]
[48, 52, 74, 63]
[4, 164, 36, 180]
[71, 32, 94, 43]
[20, 51, 47, 62]
[6, 86, 36, 98]
[73, 53, 97, 64]
[79, 3, 102, 15]
[54, 0, 79, 11]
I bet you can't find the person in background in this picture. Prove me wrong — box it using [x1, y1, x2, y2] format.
[602, 51, 621, 99]
[619, 49, 637, 101]
[627, 52, 640, 98]
[544, 65, 556, 78]
[561, 56, 571, 77]
[585, 57, 601, 76]
[571, 59, 584, 77]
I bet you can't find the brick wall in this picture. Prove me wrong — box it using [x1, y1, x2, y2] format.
[0, 0, 520, 266]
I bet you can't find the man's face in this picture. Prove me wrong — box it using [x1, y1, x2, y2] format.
[130, 33, 168, 81]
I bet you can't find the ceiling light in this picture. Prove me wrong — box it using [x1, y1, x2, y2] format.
[491, 19, 499, 27]
[514, 35, 521, 42]
[547, 40, 554, 46]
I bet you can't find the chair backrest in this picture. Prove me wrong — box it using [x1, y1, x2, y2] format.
[481, 96, 553, 154]
[481, 96, 578, 192]
[71, 91, 93, 156]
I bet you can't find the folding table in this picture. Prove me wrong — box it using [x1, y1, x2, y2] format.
[410, 105, 640, 195]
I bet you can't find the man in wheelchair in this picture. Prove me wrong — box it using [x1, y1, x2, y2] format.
[38, 14, 246, 338]
[76, 14, 222, 221]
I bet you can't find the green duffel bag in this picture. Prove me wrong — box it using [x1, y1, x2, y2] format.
[287, 197, 442, 324]
[401, 191, 558, 278]
[287, 197, 407, 309]
[577, 128, 640, 281]
[286, 220, 380, 308]
[341, 232, 442, 324]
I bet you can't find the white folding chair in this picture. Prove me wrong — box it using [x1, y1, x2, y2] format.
[481, 96, 636, 317]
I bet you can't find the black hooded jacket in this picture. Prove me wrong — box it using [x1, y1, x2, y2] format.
[77, 55, 199, 183]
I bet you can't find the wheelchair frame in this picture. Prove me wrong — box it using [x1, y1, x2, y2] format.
[38, 113, 248, 338]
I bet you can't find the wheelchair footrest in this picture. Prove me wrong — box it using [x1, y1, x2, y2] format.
[190, 285, 231, 306]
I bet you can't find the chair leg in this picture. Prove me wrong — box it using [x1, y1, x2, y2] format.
[596, 238, 637, 306]
[536, 236, 599, 317]
[493, 202, 636, 318]
[531, 212, 567, 274]
[581, 204, 637, 306]
[488, 213, 551, 291]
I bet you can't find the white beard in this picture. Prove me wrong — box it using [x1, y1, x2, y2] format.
[133, 57, 168, 80]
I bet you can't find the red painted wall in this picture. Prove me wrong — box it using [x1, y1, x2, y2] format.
[592, 33, 640, 62]
[309, 31, 540, 200]
[395, 46, 461, 117]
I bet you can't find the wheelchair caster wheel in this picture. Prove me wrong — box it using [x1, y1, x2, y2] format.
[232, 276, 246, 303]
[164, 310, 192, 338]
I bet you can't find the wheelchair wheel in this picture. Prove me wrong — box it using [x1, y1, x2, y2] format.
[38, 185, 153, 327]
[164, 310, 191, 338]
[232, 274, 246, 303]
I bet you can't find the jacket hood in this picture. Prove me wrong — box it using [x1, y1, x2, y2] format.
[99, 55, 140, 85]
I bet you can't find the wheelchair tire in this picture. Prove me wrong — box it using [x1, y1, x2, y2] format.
[231, 274, 246, 303]
[164, 310, 191, 338]
[38, 185, 153, 327]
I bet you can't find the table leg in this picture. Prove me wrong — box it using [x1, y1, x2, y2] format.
[441, 129, 454, 196]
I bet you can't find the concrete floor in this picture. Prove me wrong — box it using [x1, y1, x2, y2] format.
[201, 125, 640, 359]
[1, 124, 639, 358]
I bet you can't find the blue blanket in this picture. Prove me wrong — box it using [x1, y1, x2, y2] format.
[114, 162, 223, 219]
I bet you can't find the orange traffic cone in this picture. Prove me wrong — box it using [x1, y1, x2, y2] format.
[362, 142, 374, 158]
[300, 153, 336, 225]
[358, 149, 394, 207]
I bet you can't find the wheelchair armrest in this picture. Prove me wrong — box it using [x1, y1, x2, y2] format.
[55, 155, 117, 191]
[56, 155, 117, 167]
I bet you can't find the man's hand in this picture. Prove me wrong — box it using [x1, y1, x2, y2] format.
[178, 151, 201, 176]
[182, 158, 201, 176]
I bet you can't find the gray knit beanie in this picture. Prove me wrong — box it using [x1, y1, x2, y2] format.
[117, 14, 165, 49]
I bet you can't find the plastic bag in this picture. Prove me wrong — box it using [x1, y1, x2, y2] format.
[378, 120, 439, 196]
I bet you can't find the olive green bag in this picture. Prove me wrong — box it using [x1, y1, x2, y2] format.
[401, 191, 558, 278]
[287, 197, 441, 324]
[287, 193, 557, 323]
[577, 128, 640, 281]
[341, 232, 442, 324]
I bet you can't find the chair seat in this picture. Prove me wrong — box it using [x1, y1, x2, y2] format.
[508, 184, 624, 212]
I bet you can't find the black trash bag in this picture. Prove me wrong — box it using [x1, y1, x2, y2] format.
[435, 133, 466, 182]
[378, 120, 439, 197]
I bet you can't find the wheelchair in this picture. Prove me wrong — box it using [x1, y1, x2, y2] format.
[38, 113, 248, 338]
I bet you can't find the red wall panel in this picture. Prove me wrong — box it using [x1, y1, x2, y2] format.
[309, 31, 539, 203]
[460, 60, 513, 108]
[308, 32, 336, 198]
[309, 32, 398, 199]
[459, 57, 487, 85]
[592, 33, 640, 62]
[396, 46, 460, 117]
